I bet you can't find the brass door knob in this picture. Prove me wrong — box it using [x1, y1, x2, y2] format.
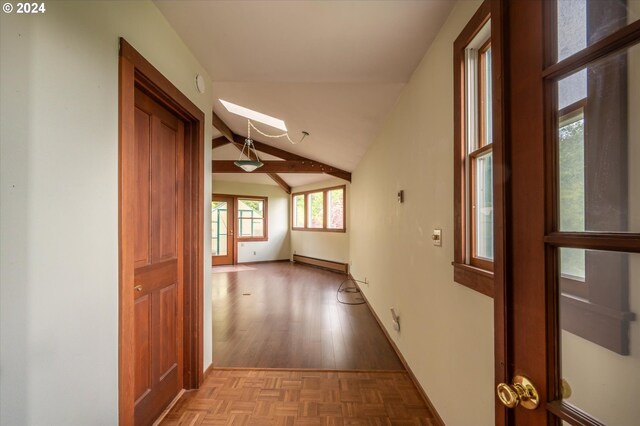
[497, 375, 540, 410]
[134, 285, 143, 292]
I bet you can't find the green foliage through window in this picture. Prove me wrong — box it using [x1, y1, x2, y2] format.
[558, 112, 585, 278]
[293, 186, 345, 231]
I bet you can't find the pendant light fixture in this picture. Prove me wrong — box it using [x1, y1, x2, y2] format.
[234, 120, 263, 172]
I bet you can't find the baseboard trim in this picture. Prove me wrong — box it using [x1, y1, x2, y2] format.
[151, 389, 186, 426]
[350, 275, 446, 426]
[203, 362, 214, 380]
[293, 254, 349, 274]
[207, 366, 406, 373]
[238, 259, 290, 265]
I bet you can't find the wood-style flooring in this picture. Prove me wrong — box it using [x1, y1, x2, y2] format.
[159, 369, 438, 425]
[213, 262, 403, 370]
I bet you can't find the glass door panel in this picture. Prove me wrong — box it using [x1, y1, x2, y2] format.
[558, 249, 639, 425]
[212, 201, 228, 256]
[212, 196, 234, 265]
[548, 5, 640, 424]
[556, 0, 640, 62]
[555, 42, 640, 233]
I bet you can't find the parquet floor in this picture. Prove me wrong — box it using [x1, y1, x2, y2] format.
[159, 369, 438, 425]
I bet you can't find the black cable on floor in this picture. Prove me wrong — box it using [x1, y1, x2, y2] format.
[336, 277, 366, 305]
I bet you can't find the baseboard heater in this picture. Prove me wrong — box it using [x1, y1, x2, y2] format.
[292, 254, 349, 274]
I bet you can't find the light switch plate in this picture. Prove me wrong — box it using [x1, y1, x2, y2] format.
[432, 229, 442, 246]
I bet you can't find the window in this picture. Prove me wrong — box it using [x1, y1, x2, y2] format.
[453, 1, 494, 296]
[292, 185, 345, 232]
[293, 194, 305, 228]
[327, 188, 344, 230]
[308, 191, 324, 228]
[237, 197, 267, 241]
[558, 104, 586, 297]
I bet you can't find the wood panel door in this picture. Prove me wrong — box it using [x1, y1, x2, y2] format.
[133, 88, 184, 426]
[497, 1, 640, 425]
[212, 195, 234, 266]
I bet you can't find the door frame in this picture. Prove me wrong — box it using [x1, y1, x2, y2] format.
[118, 38, 205, 426]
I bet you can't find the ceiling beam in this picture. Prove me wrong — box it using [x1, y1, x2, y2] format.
[212, 136, 230, 150]
[213, 112, 291, 191]
[266, 173, 291, 194]
[230, 135, 351, 182]
[212, 111, 234, 142]
[231, 134, 297, 161]
[212, 160, 351, 181]
[211, 110, 352, 184]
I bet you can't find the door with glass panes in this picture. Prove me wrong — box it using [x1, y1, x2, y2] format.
[212, 196, 234, 265]
[497, 1, 640, 425]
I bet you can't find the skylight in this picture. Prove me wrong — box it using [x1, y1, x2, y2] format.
[219, 99, 287, 132]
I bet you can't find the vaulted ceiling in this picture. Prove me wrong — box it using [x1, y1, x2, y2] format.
[154, 0, 454, 188]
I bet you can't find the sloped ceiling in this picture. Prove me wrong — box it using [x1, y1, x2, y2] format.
[154, 0, 454, 188]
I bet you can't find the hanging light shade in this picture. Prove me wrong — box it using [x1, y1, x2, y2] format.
[234, 159, 263, 172]
[234, 137, 263, 172]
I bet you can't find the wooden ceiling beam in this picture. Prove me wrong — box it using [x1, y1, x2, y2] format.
[212, 111, 234, 143]
[211, 111, 352, 183]
[266, 173, 291, 194]
[232, 134, 296, 160]
[212, 136, 230, 150]
[213, 112, 292, 191]
[231, 135, 351, 182]
[212, 160, 351, 181]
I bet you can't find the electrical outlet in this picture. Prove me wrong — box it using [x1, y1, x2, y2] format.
[253, 251, 256, 255]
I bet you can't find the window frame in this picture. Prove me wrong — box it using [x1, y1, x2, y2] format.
[557, 100, 587, 300]
[307, 191, 324, 229]
[453, 0, 494, 297]
[291, 185, 346, 233]
[236, 196, 268, 242]
[469, 144, 494, 271]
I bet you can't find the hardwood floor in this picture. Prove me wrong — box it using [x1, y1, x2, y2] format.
[159, 369, 439, 425]
[212, 262, 403, 370]
[157, 264, 438, 424]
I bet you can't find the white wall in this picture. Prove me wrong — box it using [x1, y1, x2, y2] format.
[349, 1, 495, 425]
[0, 1, 213, 425]
[290, 178, 350, 263]
[212, 181, 291, 263]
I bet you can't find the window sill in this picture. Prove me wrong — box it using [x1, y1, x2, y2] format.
[452, 262, 494, 298]
[237, 237, 268, 242]
[560, 293, 635, 355]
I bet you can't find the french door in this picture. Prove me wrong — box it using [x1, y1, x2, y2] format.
[212, 195, 235, 265]
[498, 1, 640, 425]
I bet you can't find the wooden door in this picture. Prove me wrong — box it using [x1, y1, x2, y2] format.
[498, 1, 640, 425]
[212, 195, 234, 266]
[133, 88, 184, 426]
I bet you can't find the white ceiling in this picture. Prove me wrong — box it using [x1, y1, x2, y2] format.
[154, 0, 454, 188]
